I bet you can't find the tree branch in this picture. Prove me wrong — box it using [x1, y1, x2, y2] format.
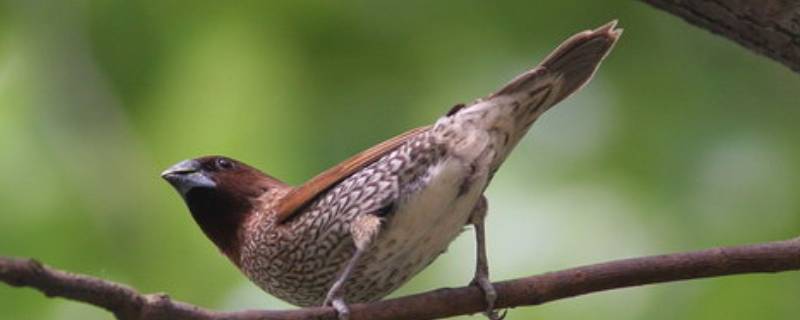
[640, 0, 800, 73]
[2, 238, 799, 320]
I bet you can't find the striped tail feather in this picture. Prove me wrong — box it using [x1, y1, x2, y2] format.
[436, 20, 622, 174]
[492, 20, 621, 104]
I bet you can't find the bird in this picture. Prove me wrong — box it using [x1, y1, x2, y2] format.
[162, 21, 621, 319]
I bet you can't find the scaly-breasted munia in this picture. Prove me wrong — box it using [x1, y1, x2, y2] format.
[162, 21, 621, 319]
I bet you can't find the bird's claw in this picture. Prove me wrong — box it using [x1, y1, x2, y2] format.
[324, 289, 350, 320]
[330, 298, 351, 320]
[471, 275, 505, 320]
[491, 309, 508, 320]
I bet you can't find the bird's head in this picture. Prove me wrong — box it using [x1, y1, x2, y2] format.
[161, 156, 290, 264]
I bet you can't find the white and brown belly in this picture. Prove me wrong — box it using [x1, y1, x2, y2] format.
[345, 157, 487, 302]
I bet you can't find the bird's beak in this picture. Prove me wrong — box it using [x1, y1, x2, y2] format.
[161, 159, 217, 196]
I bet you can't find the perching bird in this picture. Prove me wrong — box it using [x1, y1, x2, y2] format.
[162, 21, 621, 319]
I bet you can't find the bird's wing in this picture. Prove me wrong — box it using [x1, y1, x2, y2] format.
[274, 125, 431, 223]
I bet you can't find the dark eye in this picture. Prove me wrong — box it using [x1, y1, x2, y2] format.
[216, 158, 234, 170]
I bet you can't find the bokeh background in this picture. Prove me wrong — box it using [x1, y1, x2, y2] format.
[1, 1, 799, 319]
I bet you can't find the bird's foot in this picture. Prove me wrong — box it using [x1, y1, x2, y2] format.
[323, 280, 351, 320]
[324, 296, 350, 320]
[470, 275, 506, 320]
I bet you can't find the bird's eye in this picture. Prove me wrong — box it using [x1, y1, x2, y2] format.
[216, 158, 234, 170]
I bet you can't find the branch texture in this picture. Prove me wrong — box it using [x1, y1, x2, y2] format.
[2, 238, 799, 320]
[641, 0, 800, 73]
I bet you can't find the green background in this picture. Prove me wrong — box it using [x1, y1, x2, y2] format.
[1, 1, 798, 319]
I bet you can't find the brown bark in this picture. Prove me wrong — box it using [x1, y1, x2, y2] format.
[641, 0, 800, 73]
[2, 238, 799, 320]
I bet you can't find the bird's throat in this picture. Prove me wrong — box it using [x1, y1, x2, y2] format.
[184, 188, 252, 266]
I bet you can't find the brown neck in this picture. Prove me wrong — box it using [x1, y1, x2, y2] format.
[184, 188, 252, 266]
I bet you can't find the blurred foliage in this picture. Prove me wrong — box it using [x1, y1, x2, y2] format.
[1, 1, 799, 319]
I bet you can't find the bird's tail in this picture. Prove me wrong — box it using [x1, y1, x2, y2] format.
[435, 20, 622, 173]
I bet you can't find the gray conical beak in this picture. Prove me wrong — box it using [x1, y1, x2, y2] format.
[161, 159, 217, 196]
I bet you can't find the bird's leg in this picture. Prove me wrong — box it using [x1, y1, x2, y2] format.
[323, 248, 363, 320]
[469, 195, 504, 320]
[324, 214, 383, 320]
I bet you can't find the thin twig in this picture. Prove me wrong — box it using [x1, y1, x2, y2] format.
[2, 238, 799, 320]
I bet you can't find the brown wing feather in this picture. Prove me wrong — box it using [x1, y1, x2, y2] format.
[274, 125, 431, 223]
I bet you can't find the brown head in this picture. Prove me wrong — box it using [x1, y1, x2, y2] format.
[161, 156, 290, 265]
